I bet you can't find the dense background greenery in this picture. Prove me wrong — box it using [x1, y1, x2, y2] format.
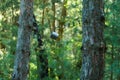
[0, 0, 120, 80]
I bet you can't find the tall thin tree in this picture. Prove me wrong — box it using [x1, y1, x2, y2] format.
[12, 0, 33, 79]
[80, 0, 106, 80]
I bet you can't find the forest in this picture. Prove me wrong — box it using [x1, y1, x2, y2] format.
[0, 0, 120, 80]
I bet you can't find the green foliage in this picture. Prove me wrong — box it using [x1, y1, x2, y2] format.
[104, 0, 120, 79]
[1, 0, 120, 80]
[0, 53, 14, 80]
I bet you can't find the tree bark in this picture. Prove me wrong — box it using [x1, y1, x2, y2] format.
[58, 0, 67, 41]
[12, 0, 33, 80]
[33, 15, 48, 80]
[80, 0, 106, 80]
[110, 44, 114, 80]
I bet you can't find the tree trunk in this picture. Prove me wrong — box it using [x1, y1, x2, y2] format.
[12, 0, 33, 80]
[33, 14, 48, 79]
[110, 44, 114, 80]
[80, 0, 106, 80]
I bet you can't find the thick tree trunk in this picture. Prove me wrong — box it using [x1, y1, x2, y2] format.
[12, 0, 33, 80]
[80, 0, 106, 80]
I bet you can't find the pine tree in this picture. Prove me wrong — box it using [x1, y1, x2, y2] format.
[80, 0, 106, 80]
[12, 0, 33, 79]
